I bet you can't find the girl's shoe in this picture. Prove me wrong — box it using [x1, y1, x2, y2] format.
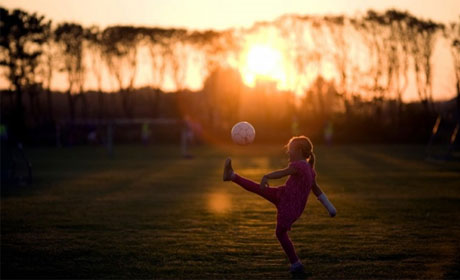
[289, 261, 305, 274]
[223, 158, 234, 181]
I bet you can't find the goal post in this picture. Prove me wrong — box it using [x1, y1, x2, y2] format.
[426, 115, 460, 160]
[56, 118, 193, 157]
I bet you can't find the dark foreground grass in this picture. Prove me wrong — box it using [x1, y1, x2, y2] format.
[1, 144, 460, 279]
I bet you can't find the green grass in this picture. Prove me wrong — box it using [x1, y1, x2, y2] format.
[2, 144, 460, 279]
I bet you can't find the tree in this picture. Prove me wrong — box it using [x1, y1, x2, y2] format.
[86, 26, 106, 119]
[0, 8, 50, 138]
[276, 15, 320, 119]
[361, 11, 391, 98]
[357, 10, 395, 119]
[101, 26, 141, 118]
[167, 29, 188, 92]
[144, 28, 174, 118]
[384, 10, 412, 121]
[189, 29, 239, 77]
[324, 16, 353, 114]
[444, 19, 460, 118]
[201, 67, 243, 131]
[277, 15, 312, 95]
[36, 23, 59, 122]
[408, 17, 443, 114]
[55, 22, 87, 121]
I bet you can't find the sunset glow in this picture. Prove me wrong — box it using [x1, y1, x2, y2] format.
[0, 0, 458, 101]
[241, 44, 287, 88]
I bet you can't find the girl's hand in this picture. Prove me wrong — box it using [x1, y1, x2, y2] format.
[260, 175, 269, 189]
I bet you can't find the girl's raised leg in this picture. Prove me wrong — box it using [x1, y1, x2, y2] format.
[223, 158, 279, 205]
[232, 174, 279, 205]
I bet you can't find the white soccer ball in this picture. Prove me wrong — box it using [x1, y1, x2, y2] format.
[231, 121, 256, 145]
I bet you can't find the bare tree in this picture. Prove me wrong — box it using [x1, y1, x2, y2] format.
[144, 28, 173, 118]
[189, 29, 240, 77]
[101, 26, 141, 118]
[278, 16, 312, 93]
[201, 67, 243, 131]
[356, 10, 395, 119]
[276, 15, 319, 119]
[360, 11, 391, 100]
[384, 10, 412, 121]
[86, 26, 106, 119]
[324, 16, 353, 114]
[408, 17, 443, 114]
[188, 29, 241, 126]
[34, 23, 61, 123]
[167, 29, 188, 92]
[54, 23, 87, 121]
[0, 8, 50, 137]
[444, 19, 460, 118]
[309, 17, 333, 117]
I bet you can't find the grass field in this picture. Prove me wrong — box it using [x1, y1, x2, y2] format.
[2, 144, 460, 279]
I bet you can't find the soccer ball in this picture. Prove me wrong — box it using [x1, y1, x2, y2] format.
[231, 121, 256, 145]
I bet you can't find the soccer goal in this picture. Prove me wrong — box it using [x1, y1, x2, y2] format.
[55, 118, 198, 158]
[426, 115, 460, 161]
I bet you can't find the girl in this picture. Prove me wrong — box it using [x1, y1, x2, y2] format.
[223, 136, 336, 273]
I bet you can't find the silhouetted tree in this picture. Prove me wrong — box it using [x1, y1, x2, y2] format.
[276, 15, 318, 119]
[0, 8, 50, 138]
[363, 12, 389, 96]
[278, 16, 311, 93]
[55, 22, 87, 121]
[358, 10, 394, 118]
[189, 29, 239, 76]
[38, 25, 58, 122]
[408, 17, 443, 114]
[86, 26, 105, 119]
[144, 28, 173, 118]
[309, 18, 331, 116]
[167, 29, 188, 92]
[188, 29, 242, 125]
[385, 10, 412, 122]
[201, 67, 243, 131]
[324, 16, 353, 114]
[101, 26, 141, 118]
[444, 19, 460, 118]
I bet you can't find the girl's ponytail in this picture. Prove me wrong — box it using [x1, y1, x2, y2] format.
[309, 152, 316, 169]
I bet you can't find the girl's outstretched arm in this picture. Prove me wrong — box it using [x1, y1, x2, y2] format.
[312, 179, 324, 196]
[260, 166, 297, 188]
[313, 179, 337, 217]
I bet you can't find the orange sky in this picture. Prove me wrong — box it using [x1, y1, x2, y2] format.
[1, 0, 459, 30]
[0, 0, 459, 101]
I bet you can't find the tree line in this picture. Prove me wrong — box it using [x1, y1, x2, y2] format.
[1, 7, 459, 143]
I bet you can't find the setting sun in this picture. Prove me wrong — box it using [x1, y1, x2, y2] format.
[242, 44, 286, 87]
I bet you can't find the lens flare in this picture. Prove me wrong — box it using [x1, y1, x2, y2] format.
[207, 192, 231, 214]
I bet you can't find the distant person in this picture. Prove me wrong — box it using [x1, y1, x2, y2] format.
[181, 115, 203, 158]
[87, 126, 98, 144]
[141, 122, 151, 146]
[0, 123, 7, 141]
[324, 120, 333, 146]
[223, 136, 336, 275]
[180, 117, 192, 158]
[291, 116, 299, 136]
